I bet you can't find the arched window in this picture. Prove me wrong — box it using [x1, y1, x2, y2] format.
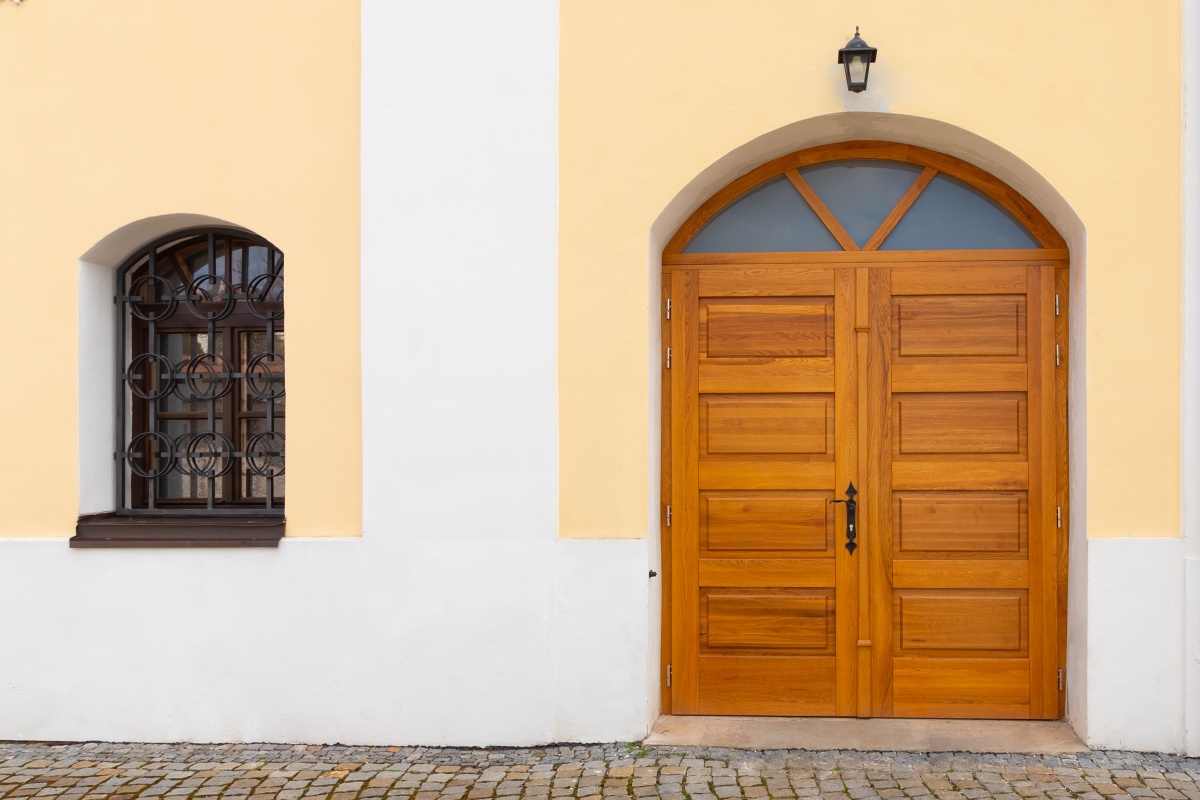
[90, 228, 285, 544]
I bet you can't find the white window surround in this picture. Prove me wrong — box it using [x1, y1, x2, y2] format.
[78, 213, 254, 516]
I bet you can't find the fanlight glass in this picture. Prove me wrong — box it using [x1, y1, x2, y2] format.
[799, 160, 923, 248]
[880, 173, 1039, 250]
[683, 176, 840, 253]
[681, 159, 1040, 253]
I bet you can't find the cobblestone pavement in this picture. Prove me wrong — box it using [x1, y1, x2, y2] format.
[2, 743, 1199, 800]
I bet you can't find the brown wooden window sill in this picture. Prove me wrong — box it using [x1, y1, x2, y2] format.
[72, 513, 285, 548]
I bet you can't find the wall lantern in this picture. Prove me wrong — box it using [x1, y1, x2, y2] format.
[838, 27, 877, 93]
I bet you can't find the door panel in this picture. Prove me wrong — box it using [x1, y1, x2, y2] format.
[671, 266, 858, 716]
[867, 263, 1057, 719]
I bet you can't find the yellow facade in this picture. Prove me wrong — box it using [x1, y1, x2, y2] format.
[0, 0, 361, 537]
[559, 0, 1182, 539]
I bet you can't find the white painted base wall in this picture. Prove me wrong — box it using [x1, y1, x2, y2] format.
[1084, 538, 1188, 754]
[0, 538, 651, 745]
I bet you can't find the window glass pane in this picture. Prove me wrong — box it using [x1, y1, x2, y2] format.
[158, 333, 223, 413]
[799, 159, 924, 248]
[241, 331, 285, 412]
[157, 418, 223, 501]
[232, 243, 273, 290]
[880, 173, 1039, 250]
[241, 417, 285, 500]
[683, 176, 841, 253]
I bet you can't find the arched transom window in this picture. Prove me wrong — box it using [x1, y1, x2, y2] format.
[666, 142, 1065, 257]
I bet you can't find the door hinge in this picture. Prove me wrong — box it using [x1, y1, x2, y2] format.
[665, 504, 672, 528]
[1058, 668, 1064, 691]
[1055, 344, 1061, 366]
[1055, 294, 1060, 316]
[666, 298, 671, 320]
[1057, 506, 1062, 528]
[666, 664, 672, 687]
[665, 347, 671, 369]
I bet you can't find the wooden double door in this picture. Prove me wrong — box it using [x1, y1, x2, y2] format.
[664, 260, 1065, 719]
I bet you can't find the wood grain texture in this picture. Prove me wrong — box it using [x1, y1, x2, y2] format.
[892, 560, 1029, 589]
[896, 296, 1024, 357]
[895, 492, 1025, 554]
[894, 395, 1026, 456]
[892, 461, 1029, 491]
[697, 655, 837, 715]
[704, 591, 833, 650]
[699, 558, 836, 588]
[892, 364, 1027, 393]
[892, 657, 1030, 719]
[890, 265, 1029, 296]
[703, 492, 832, 553]
[867, 266, 894, 716]
[1055, 267, 1070, 718]
[669, 269, 701, 713]
[660, 275, 673, 713]
[704, 395, 832, 455]
[706, 302, 830, 357]
[699, 461, 836, 490]
[834, 266, 860, 715]
[896, 591, 1025, 652]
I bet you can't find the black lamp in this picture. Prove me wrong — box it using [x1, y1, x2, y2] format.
[838, 27, 877, 93]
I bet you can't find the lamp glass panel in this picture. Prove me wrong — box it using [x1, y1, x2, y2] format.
[683, 175, 841, 253]
[880, 173, 1040, 250]
[848, 56, 867, 84]
[800, 160, 923, 248]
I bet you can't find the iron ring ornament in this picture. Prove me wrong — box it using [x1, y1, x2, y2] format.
[245, 352, 286, 400]
[125, 353, 176, 400]
[184, 432, 236, 478]
[126, 275, 179, 321]
[185, 274, 237, 320]
[184, 353, 235, 400]
[125, 431, 176, 479]
[245, 431, 286, 478]
[246, 273, 284, 320]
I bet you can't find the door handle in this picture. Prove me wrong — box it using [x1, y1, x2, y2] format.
[829, 482, 858, 554]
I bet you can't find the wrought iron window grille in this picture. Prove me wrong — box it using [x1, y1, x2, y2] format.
[114, 228, 285, 517]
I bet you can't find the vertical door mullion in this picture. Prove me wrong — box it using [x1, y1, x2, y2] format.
[834, 266, 860, 715]
[669, 268, 700, 714]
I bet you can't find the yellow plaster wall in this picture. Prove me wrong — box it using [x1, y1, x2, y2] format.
[0, 0, 360, 537]
[560, 1, 1181, 539]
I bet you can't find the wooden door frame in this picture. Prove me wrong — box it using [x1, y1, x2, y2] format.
[658, 141, 1070, 718]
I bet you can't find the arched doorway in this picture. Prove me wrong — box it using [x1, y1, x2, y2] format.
[661, 141, 1068, 719]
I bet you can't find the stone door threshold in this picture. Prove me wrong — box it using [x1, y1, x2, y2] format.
[645, 716, 1090, 754]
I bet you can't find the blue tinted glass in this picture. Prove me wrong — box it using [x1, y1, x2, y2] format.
[799, 160, 923, 248]
[683, 176, 841, 253]
[881, 173, 1039, 250]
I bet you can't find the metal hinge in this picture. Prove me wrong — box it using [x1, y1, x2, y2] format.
[1057, 507, 1062, 528]
[1058, 668, 1064, 691]
[666, 664, 672, 687]
[1055, 344, 1061, 366]
[666, 505, 672, 527]
[665, 347, 671, 369]
[666, 298, 671, 320]
[1055, 294, 1060, 316]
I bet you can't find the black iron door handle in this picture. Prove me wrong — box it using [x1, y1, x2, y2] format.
[829, 482, 858, 554]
